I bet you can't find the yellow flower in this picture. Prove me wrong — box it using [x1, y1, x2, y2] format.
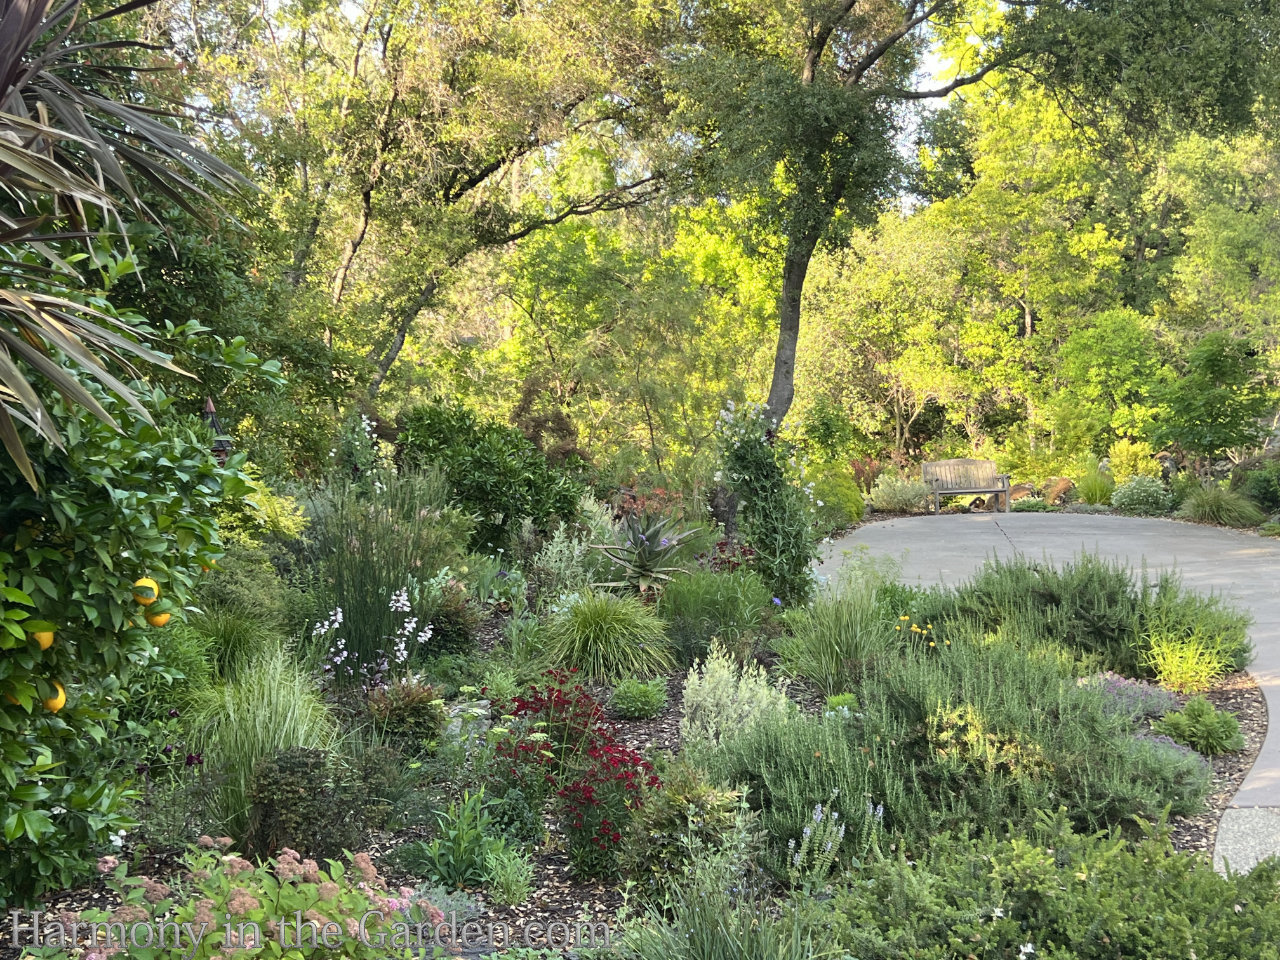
[895, 625, 901, 631]
[899, 615, 910, 621]
[929, 641, 936, 647]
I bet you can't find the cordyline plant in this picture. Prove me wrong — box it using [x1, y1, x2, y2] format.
[592, 513, 696, 595]
[0, 0, 250, 487]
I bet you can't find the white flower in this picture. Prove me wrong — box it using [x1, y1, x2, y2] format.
[1020, 945, 1035, 957]
[992, 907, 1005, 919]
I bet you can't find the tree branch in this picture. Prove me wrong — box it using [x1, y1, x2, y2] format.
[802, 0, 858, 85]
[847, 0, 943, 86]
[885, 57, 1002, 99]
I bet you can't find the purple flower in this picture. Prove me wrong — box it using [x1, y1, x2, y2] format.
[185, 752, 203, 767]
[660, 538, 669, 547]
[772, 597, 783, 606]
[168, 709, 180, 718]
[162, 744, 174, 756]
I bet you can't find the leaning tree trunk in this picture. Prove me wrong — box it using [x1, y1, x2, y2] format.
[763, 224, 826, 427]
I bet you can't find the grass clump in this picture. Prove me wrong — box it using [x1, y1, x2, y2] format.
[542, 592, 673, 682]
[189, 643, 337, 839]
[1144, 632, 1235, 693]
[658, 567, 772, 664]
[1075, 459, 1116, 505]
[775, 561, 896, 695]
[1176, 480, 1266, 527]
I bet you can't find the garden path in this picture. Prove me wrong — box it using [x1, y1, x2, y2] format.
[817, 513, 1280, 873]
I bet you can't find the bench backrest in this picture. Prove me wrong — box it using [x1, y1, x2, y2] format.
[922, 458, 1001, 490]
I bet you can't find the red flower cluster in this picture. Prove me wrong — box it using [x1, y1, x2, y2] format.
[699, 538, 757, 573]
[491, 669, 661, 878]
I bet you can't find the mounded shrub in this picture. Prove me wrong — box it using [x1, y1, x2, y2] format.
[1111, 475, 1172, 516]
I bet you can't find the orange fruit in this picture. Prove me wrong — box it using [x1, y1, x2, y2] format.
[33, 630, 54, 650]
[132, 578, 160, 606]
[146, 612, 171, 628]
[42, 681, 65, 713]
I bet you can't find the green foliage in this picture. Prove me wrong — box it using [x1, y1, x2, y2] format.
[706, 631, 1209, 875]
[866, 469, 930, 513]
[817, 810, 1280, 960]
[484, 846, 535, 906]
[591, 512, 696, 595]
[619, 758, 745, 891]
[245, 747, 364, 858]
[304, 471, 473, 675]
[775, 563, 895, 695]
[418, 788, 509, 889]
[1075, 459, 1117, 505]
[186, 601, 285, 682]
[1154, 333, 1274, 461]
[1154, 697, 1245, 755]
[1157, 701, 1244, 757]
[193, 541, 311, 636]
[1176, 480, 1266, 527]
[1144, 632, 1234, 694]
[542, 592, 673, 682]
[612, 677, 669, 719]
[0, 388, 247, 905]
[806, 460, 866, 531]
[680, 642, 796, 751]
[415, 567, 483, 655]
[368, 677, 447, 753]
[1110, 475, 1173, 516]
[619, 819, 825, 960]
[1108, 438, 1162, 484]
[1238, 460, 1280, 513]
[188, 643, 336, 840]
[658, 567, 773, 664]
[718, 402, 817, 605]
[398, 401, 583, 547]
[1010, 495, 1050, 512]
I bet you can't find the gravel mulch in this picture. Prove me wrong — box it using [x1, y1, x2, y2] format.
[1165, 671, 1268, 857]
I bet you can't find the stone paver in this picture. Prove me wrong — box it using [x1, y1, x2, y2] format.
[818, 513, 1278, 872]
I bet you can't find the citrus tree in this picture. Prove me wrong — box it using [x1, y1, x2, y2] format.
[0, 382, 249, 904]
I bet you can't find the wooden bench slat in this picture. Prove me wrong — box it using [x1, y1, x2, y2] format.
[921, 458, 1011, 514]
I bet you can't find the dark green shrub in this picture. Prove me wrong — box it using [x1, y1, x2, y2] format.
[397, 401, 583, 548]
[1176, 481, 1266, 527]
[543, 592, 673, 681]
[717, 402, 817, 606]
[1010, 495, 1051, 512]
[1110, 476, 1172, 516]
[612, 677, 668, 719]
[818, 810, 1280, 960]
[658, 567, 772, 663]
[1153, 332, 1273, 461]
[245, 747, 364, 859]
[1154, 697, 1245, 755]
[418, 568, 482, 654]
[1238, 459, 1280, 513]
[944, 554, 1147, 675]
[367, 677, 447, 753]
[194, 541, 311, 634]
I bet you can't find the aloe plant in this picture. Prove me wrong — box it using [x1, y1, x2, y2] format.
[591, 513, 696, 595]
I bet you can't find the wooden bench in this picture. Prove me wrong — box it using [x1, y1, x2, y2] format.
[922, 458, 1011, 514]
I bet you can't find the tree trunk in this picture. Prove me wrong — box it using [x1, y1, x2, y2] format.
[368, 276, 438, 396]
[763, 225, 825, 426]
[332, 187, 373, 304]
